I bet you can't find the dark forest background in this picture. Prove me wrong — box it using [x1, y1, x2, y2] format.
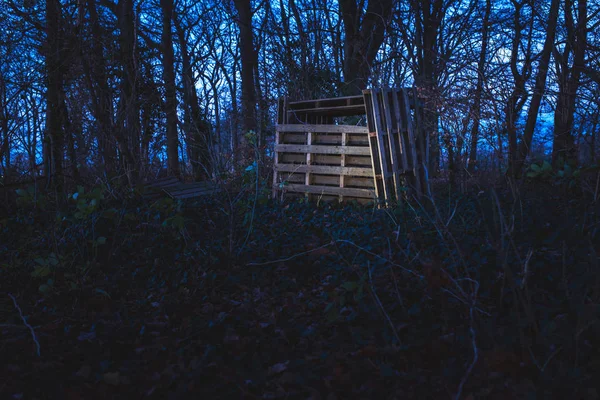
[1, 0, 599, 186]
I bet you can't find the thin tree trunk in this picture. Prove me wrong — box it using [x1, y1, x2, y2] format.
[160, 0, 180, 176]
[117, 0, 140, 184]
[175, 16, 212, 179]
[46, 0, 64, 191]
[233, 0, 257, 164]
[511, 0, 560, 176]
[552, 0, 587, 168]
[467, 0, 491, 172]
[339, 0, 393, 95]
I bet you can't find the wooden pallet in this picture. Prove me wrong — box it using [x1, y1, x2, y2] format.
[363, 88, 427, 204]
[273, 124, 376, 203]
[144, 177, 220, 200]
[273, 89, 428, 205]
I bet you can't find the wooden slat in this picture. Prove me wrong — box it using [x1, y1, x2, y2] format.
[370, 88, 393, 204]
[288, 95, 364, 106]
[363, 90, 383, 202]
[276, 124, 368, 134]
[287, 104, 366, 117]
[274, 164, 373, 177]
[392, 90, 410, 172]
[148, 177, 179, 188]
[171, 189, 220, 199]
[275, 144, 371, 156]
[280, 184, 376, 199]
[382, 89, 401, 201]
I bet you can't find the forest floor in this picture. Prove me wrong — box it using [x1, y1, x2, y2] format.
[1, 177, 599, 399]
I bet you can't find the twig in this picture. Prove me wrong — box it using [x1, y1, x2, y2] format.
[367, 261, 402, 344]
[8, 293, 40, 356]
[247, 239, 423, 279]
[454, 282, 479, 400]
[247, 242, 335, 266]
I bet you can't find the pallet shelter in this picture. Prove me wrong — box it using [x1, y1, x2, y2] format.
[272, 88, 429, 205]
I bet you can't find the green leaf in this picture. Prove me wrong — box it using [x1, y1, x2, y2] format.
[341, 281, 358, 291]
[39, 284, 52, 294]
[95, 288, 111, 299]
[542, 161, 552, 172]
[530, 164, 541, 172]
[96, 237, 107, 245]
[32, 266, 51, 278]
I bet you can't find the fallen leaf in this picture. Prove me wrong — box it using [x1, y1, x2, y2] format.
[268, 361, 289, 376]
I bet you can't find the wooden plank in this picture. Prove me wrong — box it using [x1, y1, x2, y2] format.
[274, 164, 373, 177]
[371, 88, 393, 204]
[287, 104, 366, 117]
[305, 131, 313, 199]
[392, 90, 410, 172]
[280, 184, 376, 198]
[148, 177, 179, 188]
[276, 124, 368, 134]
[275, 144, 371, 156]
[168, 186, 220, 197]
[382, 89, 401, 201]
[340, 132, 347, 202]
[274, 97, 288, 198]
[288, 95, 364, 106]
[171, 189, 221, 199]
[363, 89, 383, 203]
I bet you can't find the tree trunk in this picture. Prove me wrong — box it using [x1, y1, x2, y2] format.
[467, 0, 491, 172]
[175, 16, 212, 179]
[552, 0, 587, 168]
[339, 0, 393, 95]
[233, 0, 257, 164]
[512, 0, 560, 176]
[412, 0, 443, 176]
[84, 0, 117, 176]
[117, 0, 140, 184]
[504, 0, 533, 177]
[45, 0, 64, 191]
[160, 0, 180, 177]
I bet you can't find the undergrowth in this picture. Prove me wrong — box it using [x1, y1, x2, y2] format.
[0, 176, 599, 399]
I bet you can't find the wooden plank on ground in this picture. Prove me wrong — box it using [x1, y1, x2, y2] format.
[148, 176, 179, 188]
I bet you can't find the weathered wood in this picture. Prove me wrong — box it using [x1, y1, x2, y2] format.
[370, 89, 393, 204]
[273, 88, 428, 204]
[382, 89, 401, 201]
[275, 144, 371, 156]
[288, 94, 364, 106]
[280, 184, 376, 199]
[148, 176, 179, 188]
[363, 90, 384, 202]
[276, 124, 368, 134]
[288, 104, 366, 117]
[274, 164, 373, 177]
